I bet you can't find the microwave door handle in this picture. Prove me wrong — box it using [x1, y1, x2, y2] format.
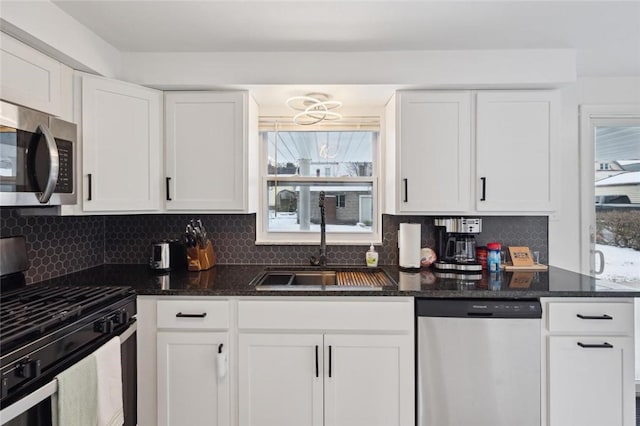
[36, 123, 59, 203]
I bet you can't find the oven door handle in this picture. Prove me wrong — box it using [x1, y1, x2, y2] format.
[119, 320, 137, 344]
[0, 379, 57, 425]
[36, 123, 60, 204]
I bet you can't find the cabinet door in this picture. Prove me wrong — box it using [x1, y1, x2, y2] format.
[397, 91, 471, 213]
[238, 333, 323, 426]
[165, 92, 246, 211]
[157, 331, 229, 426]
[82, 75, 162, 211]
[476, 91, 559, 212]
[548, 336, 634, 426]
[0, 33, 62, 116]
[324, 334, 413, 426]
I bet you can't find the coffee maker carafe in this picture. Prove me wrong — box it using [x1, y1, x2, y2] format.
[445, 235, 477, 263]
[435, 218, 482, 272]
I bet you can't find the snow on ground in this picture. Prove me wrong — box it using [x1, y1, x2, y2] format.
[595, 244, 640, 290]
[268, 212, 372, 233]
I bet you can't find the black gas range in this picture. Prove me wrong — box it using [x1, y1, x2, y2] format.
[0, 285, 136, 407]
[0, 236, 137, 425]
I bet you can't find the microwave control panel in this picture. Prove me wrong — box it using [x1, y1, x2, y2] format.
[55, 139, 73, 193]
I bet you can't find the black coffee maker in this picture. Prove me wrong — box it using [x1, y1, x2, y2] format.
[434, 218, 483, 272]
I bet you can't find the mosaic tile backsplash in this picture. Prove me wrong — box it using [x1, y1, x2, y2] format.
[0, 208, 547, 284]
[1, 208, 104, 283]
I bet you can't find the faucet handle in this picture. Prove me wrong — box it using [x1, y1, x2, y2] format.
[310, 255, 320, 266]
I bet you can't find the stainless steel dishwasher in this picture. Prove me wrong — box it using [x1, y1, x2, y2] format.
[417, 298, 542, 426]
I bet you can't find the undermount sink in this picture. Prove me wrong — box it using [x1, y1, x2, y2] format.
[252, 267, 395, 291]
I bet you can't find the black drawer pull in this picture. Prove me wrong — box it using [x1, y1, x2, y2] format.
[218, 343, 223, 353]
[577, 342, 613, 349]
[403, 178, 408, 202]
[315, 345, 319, 378]
[328, 345, 332, 378]
[576, 314, 613, 320]
[87, 173, 93, 201]
[175, 312, 207, 318]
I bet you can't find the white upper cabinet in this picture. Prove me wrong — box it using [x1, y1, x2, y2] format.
[476, 91, 559, 212]
[397, 91, 472, 213]
[81, 74, 162, 211]
[392, 89, 559, 215]
[164, 91, 258, 212]
[0, 33, 62, 117]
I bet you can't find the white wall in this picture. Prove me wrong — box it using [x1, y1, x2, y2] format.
[0, 0, 121, 77]
[551, 76, 640, 273]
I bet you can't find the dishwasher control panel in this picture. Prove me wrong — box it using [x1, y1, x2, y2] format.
[415, 299, 542, 318]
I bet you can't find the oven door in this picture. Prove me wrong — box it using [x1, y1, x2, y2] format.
[0, 322, 137, 426]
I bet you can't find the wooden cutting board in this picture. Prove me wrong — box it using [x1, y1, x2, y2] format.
[501, 263, 548, 271]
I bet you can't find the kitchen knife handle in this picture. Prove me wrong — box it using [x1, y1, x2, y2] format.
[88, 173, 92, 201]
[315, 345, 319, 378]
[577, 342, 613, 349]
[403, 178, 408, 202]
[166, 177, 172, 201]
[480, 177, 486, 201]
[328, 345, 332, 378]
[577, 314, 613, 320]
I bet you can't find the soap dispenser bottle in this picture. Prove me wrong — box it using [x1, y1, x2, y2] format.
[366, 243, 379, 267]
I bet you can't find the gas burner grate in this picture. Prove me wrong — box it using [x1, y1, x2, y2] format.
[0, 286, 131, 353]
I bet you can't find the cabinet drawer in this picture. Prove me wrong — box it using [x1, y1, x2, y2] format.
[547, 302, 633, 334]
[238, 299, 413, 332]
[157, 300, 229, 330]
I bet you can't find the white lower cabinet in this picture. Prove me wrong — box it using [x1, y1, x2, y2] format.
[137, 297, 232, 426]
[324, 334, 411, 426]
[542, 298, 635, 426]
[238, 333, 324, 426]
[157, 331, 230, 426]
[548, 336, 633, 426]
[237, 298, 415, 426]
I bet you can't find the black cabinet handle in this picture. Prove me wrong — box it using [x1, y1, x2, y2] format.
[328, 345, 332, 378]
[87, 173, 92, 201]
[403, 178, 408, 202]
[315, 345, 319, 378]
[175, 312, 207, 318]
[218, 343, 223, 354]
[577, 314, 613, 320]
[577, 342, 613, 349]
[480, 177, 486, 201]
[166, 177, 172, 201]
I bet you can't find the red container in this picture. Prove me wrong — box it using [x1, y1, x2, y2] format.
[476, 246, 488, 269]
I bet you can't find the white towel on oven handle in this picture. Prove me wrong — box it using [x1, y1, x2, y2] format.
[52, 353, 98, 426]
[95, 337, 124, 426]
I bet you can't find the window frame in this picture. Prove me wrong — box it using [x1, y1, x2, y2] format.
[256, 121, 382, 245]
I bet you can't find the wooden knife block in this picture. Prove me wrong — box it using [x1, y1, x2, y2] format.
[187, 241, 217, 271]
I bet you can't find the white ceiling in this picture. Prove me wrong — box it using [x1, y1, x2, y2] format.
[51, 0, 640, 76]
[44, 1, 640, 109]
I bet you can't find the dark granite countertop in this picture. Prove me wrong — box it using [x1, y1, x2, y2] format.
[36, 264, 639, 298]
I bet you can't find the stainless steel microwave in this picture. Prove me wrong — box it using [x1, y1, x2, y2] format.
[0, 100, 76, 206]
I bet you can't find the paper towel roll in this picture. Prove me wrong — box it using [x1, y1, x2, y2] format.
[398, 223, 421, 269]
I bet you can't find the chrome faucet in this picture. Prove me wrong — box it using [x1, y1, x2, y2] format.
[310, 191, 327, 267]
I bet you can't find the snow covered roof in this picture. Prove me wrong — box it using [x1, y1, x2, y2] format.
[595, 171, 640, 186]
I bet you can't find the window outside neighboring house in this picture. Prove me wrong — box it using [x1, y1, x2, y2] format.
[256, 119, 380, 245]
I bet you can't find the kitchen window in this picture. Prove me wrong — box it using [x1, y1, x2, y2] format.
[257, 119, 381, 245]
